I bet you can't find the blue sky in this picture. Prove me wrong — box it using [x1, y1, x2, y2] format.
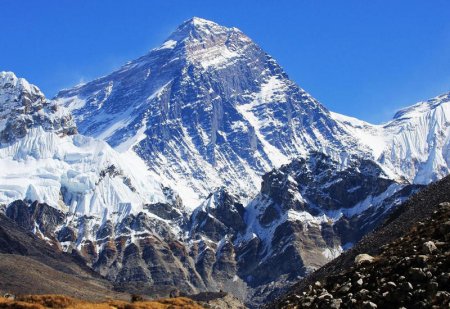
[1, 0, 450, 123]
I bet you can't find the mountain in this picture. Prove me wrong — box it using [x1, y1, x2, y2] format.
[54, 17, 364, 207]
[228, 153, 420, 303]
[3, 16, 450, 308]
[0, 72, 198, 295]
[332, 91, 450, 184]
[0, 71, 77, 144]
[54, 18, 450, 209]
[270, 174, 450, 308]
[0, 71, 421, 306]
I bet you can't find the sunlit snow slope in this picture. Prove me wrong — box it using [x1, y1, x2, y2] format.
[332, 92, 450, 184]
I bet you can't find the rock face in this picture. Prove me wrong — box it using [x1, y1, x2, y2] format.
[190, 188, 246, 241]
[271, 174, 450, 309]
[54, 17, 364, 207]
[3, 153, 418, 306]
[0, 72, 76, 145]
[232, 153, 420, 303]
[5, 200, 65, 244]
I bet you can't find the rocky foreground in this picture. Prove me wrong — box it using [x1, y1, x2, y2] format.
[272, 200, 450, 308]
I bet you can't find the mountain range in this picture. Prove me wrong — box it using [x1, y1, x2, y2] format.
[1, 17, 449, 307]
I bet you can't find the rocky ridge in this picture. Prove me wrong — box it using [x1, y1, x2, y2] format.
[0, 71, 76, 144]
[0, 71, 420, 306]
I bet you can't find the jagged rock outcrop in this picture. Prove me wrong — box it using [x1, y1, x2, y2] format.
[232, 153, 420, 304]
[190, 188, 246, 241]
[5, 200, 65, 245]
[0, 71, 76, 145]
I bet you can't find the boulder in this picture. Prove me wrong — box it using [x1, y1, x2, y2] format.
[355, 254, 375, 266]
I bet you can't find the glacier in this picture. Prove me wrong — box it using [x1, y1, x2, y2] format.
[0, 71, 170, 223]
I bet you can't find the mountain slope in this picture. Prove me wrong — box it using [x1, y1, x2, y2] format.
[333, 92, 450, 185]
[0, 72, 204, 296]
[229, 153, 420, 304]
[0, 213, 124, 300]
[0, 74, 418, 305]
[270, 174, 450, 308]
[54, 17, 364, 207]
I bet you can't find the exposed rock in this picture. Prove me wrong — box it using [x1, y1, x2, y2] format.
[422, 240, 437, 254]
[0, 71, 76, 145]
[269, 177, 450, 308]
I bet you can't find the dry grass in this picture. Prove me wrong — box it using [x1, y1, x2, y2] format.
[0, 295, 204, 309]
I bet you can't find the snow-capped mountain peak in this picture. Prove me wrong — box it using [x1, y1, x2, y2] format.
[391, 92, 450, 122]
[54, 18, 363, 207]
[168, 17, 227, 39]
[160, 16, 253, 71]
[332, 91, 450, 184]
[0, 71, 43, 102]
[52, 16, 450, 207]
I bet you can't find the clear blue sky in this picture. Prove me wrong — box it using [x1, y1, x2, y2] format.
[1, 1, 450, 123]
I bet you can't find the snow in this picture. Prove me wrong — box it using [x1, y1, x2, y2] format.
[146, 80, 172, 101]
[332, 92, 450, 184]
[330, 111, 386, 158]
[115, 124, 147, 153]
[255, 75, 288, 103]
[236, 77, 291, 167]
[155, 39, 177, 50]
[322, 246, 343, 259]
[191, 16, 218, 27]
[187, 43, 241, 70]
[0, 127, 167, 223]
[96, 116, 131, 141]
[54, 96, 87, 113]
